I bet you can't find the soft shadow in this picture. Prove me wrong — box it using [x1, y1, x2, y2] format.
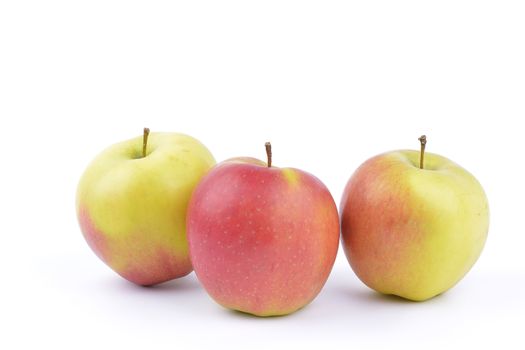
[109, 272, 202, 293]
[338, 285, 445, 305]
[225, 305, 304, 320]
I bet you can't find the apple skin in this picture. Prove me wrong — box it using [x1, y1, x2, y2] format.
[76, 132, 215, 286]
[340, 150, 489, 301]
[187, 158, 339, 316]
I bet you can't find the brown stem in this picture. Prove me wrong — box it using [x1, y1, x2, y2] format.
[418, 135, 427, 169]
[143, 127, 150, 158]
[265, 142, 272, 167]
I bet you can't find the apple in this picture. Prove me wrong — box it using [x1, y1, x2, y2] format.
[76, 128, 215, 286]
[187, 143, 339, 316]
[340, 136, 489, 301]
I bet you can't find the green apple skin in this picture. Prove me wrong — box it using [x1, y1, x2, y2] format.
[76, 132, 215, 286]
[340, 150, 489, 301]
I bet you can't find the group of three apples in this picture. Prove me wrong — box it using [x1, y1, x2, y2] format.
[76, 129, 489, 316]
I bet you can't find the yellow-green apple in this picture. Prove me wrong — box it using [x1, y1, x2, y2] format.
[187, 143, 339, 316]
[340, 136, 489, 301]
[76, 129, 215, 286]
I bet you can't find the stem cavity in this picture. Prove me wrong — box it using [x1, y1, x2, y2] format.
[418, 135, 427, 169]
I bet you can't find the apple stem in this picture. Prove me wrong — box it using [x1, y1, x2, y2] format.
[143, 127, 150, 158]
[418, 135, 427, 169]
[265, 142, 272, 167]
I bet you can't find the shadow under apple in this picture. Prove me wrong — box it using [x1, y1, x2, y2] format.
[108, 272, 203, 294]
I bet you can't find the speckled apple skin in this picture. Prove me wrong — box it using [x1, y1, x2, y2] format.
[76, 133, 215, 286]
[340, 150, 489, 301]
[187, 161, 340, 316]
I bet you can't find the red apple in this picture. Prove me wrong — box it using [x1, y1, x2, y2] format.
[187, 143, 339, 316]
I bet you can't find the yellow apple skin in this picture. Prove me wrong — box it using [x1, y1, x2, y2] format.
[76, 132, 215, 286]
[340, 150, 489, 301]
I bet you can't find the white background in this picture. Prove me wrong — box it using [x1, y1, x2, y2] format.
[1, 1, 524, 349]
